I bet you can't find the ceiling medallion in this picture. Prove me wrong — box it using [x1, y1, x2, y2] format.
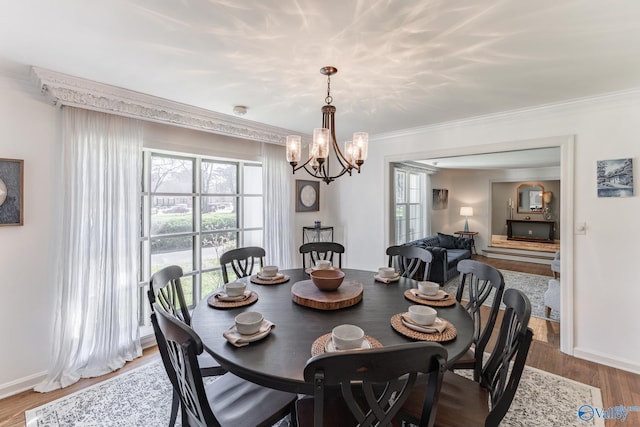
[285, 66, 368, 184]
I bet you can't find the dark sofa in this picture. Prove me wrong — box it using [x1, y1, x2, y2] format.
[402, 233, 473, 284]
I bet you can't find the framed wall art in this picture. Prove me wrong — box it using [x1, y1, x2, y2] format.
[432, 188, 448, 210]
[296, 180, 319, 212]
[0, 158, 24, 226]
[597, 158, 633, 198]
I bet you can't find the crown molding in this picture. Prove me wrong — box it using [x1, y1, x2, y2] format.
[31, 66, 293, 145]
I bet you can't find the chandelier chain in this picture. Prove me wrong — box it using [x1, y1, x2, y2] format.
[325, 74, 333, 105]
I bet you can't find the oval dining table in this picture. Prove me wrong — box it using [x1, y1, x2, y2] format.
[191, 268, 474, 395]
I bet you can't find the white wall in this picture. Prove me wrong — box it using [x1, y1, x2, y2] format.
[0, 64, 59, 397]
[337, 91, 640, 374]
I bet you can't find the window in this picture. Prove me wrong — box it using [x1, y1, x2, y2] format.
[139, 151, 262, 326]
[393, 165, 428, 245]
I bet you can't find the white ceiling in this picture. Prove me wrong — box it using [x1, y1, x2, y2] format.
[416, 147, 561, 170]
[2, 0, 640, 143]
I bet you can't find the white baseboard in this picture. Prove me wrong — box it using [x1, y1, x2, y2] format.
[573, 347, 640, 375]
[0, 371, 48, 400]
[1, 334, 157, 400]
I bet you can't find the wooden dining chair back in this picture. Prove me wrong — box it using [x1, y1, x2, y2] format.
[451, 259, 505, 381]
[153, 303, 297, 427]
[148, 265, 192, 324]
[219, 246, 265, 284]
[148, 265, 226, 426]
[386, 245, 433, 281]
[300, 242, 345, 269]
[400, 288, 533, 427]
[296, 342, 447, 427]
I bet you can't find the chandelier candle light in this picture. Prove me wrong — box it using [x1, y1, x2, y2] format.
[286, 66, 368, 184]
[460, 207, 473, 232]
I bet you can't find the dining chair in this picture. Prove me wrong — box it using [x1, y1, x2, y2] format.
[148, 265, 226, 426]
[385, 245, 433, 281]
[450, 259, 505, 381]
[152, 303, 298, 427]
[219, 246, 265, 284]
[300, 242, 345, 269]
[295, 342, 448, 427]
[400, 288, 533, 427]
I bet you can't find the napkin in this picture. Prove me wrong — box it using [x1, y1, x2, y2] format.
[223, 320, 275, 347]
[214, 290, 252, 302]
[374, 273, 400, 284]
[401, 313, 448, 334]
[409, 288, 449, 301]
[257, 272, 285, 280]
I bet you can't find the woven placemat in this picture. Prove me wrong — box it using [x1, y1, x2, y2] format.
[207, 291, 258, 309]
[311, 333, 384, 356]
[250, 274, 290, 285]
[403, 289, 456, 307]
[390, 312, 457, 342]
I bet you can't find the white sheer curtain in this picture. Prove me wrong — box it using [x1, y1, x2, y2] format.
[35, 107, 142, 392]
[262, 142, 296, 268]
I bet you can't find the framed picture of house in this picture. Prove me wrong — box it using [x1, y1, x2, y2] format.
[0, 158, 24, 226]
[296, 179, 320, 212]
[597, 158, 633, 198]
[432, 188, 448, 210]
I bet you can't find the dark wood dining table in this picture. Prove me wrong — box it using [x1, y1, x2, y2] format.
[191, 268, 474, 395]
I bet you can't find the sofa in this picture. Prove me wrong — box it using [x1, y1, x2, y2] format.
[402, 233, 473, 284]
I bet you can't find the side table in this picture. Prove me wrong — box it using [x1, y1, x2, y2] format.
[454, 231, 478, 255]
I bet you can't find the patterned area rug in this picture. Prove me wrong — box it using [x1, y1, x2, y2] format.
[26, 357, 602, 427]
[442, 269, 559, 321]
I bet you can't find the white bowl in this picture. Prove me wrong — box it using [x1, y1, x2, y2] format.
[235, 311, 264, 335]
[331, 324, 365, 350]
[315, 260, 332, 270]
[225, 281, 246, 297]
[418, 281, 440, 296]
[408, 305, 437, 325]
[378, 267, 396, 278]
[261, 265, 279, 277]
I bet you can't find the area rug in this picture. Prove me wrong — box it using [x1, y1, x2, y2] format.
[26, 358, 602, 427]
[442, 269, 559, 321]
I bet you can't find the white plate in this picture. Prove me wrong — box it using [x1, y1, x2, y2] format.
[374, 273, 401, 282]
[325, 338, 371, 353]
[228, 320, 272, 342]
[305, 266, 338, 274]
[400, 316, 444, 334]
[215, 290, 252, 302]
[414, 289, 448, 301]
[257, 272, 284, 280]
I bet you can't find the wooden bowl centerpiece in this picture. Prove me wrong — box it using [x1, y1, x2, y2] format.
[310, 269, 345, 291]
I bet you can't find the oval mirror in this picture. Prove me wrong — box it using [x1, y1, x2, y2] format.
[517, 183, 545, 214]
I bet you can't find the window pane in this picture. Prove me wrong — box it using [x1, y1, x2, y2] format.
[180, 275, 194, 307]
[243, 196, 263, 228]
[395, 170, 406, 203]
[151, 236, 194, 272]
[395, 205, 407, 244]
[202, 197, 237, 231]
[151, 196, 194, 234]
[201, 161, 237, 194]
[244, 229, 263, 247]
[201, 232, 238, 269]
[244, 164, 262, 194]
[409, 173, 420, 203]
[202, 270, 224, 297]
[151, 155, 193, 193]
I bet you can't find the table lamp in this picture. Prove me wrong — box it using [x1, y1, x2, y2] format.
[460, 207, 473, 232]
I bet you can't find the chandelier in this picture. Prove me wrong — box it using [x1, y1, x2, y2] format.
[285, 66, 368, 184]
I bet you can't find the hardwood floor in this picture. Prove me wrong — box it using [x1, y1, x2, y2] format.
[1, 257, 638, 427]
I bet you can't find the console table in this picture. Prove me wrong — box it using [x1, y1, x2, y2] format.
[507, 219, 555, 243]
